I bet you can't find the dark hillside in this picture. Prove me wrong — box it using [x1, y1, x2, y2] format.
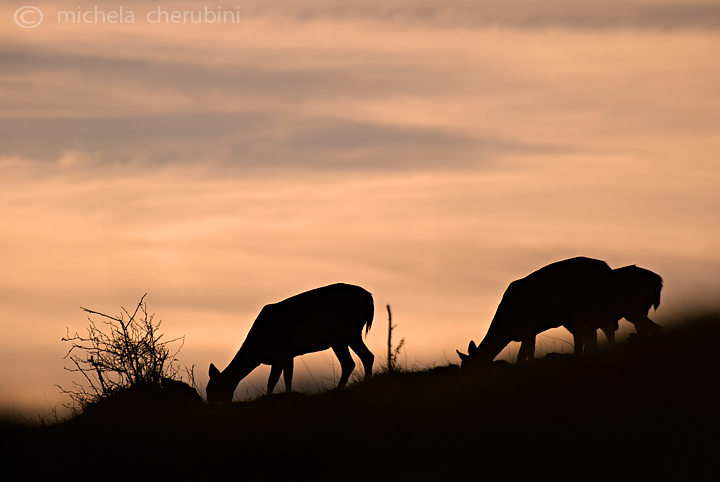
[4, 314, 719, 480]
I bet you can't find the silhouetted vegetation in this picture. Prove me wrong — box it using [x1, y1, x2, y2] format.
[385, 304, 405, 374]
[58, 294, 195, 413]
[3, 313, 717, 479]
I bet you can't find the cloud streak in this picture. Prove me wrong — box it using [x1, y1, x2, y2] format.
[3, 22, 717, 171]
[148, 0, 720, 30]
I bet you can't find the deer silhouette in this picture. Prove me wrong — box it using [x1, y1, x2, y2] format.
[457, 257, 663, 366]
[596, 264, 663, 344]
[206, 283, 375, 403]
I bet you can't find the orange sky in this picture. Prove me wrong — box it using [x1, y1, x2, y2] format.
[1, 0, 719, 416]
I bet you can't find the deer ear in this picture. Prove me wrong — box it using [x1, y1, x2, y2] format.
[456, 350, 468, 362]
[209, 363, 220, 378]
[468, 340, 477, 352]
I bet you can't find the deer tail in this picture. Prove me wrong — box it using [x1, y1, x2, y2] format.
[653, 275, 663, 310]
[364, 292, 374, 337]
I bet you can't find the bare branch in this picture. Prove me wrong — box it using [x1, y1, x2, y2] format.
[59, 295, 185, 411]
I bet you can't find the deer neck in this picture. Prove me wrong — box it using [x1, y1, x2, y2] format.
[476, 317, 513, 362]
[223, 343, 262, 385]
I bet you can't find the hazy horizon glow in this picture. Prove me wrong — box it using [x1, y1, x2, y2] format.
[1, 0, 718, 416]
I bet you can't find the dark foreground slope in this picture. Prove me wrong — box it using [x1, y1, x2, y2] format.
[4, 315, 719, 480]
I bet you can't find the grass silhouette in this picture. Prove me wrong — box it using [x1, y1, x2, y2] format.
[2, 313, 718, 479]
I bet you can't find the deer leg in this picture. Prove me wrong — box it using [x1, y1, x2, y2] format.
[267, 364, 282, 395]
[283, 359, 294, 394]
[628, 314, 662, 337]
[349, 337, 374, 381]
[571, 329, 584, 356]
[517, 335, 536, 363]
[332, 345, 356, 389]
[601, 321, 618, 349]
[583, 327, 599, 353]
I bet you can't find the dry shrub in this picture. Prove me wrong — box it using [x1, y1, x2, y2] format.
[59, 294, 191, 412]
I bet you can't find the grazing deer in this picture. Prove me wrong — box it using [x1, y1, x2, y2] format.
[457, 257, 663, 366]
[562, 264, 664, 353]
[614, 265, 663, 335]
[206, 283, 375, 403]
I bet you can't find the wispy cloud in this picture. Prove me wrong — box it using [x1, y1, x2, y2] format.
[242, 0, 720, 30]
[3, 16, 718, 170]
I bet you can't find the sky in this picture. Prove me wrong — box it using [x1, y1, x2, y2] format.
[1, 0, 719, 416]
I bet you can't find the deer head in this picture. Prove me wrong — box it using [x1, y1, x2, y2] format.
[206, 363, 236, 403]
